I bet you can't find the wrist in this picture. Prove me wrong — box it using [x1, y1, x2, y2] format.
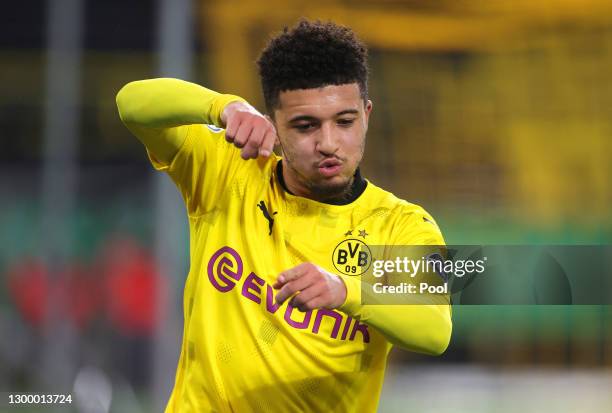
[337, 275, 362, 315]
[332, 273, 348, 308]
[221, 101, 242, 125]
[215, 94, 248, 126]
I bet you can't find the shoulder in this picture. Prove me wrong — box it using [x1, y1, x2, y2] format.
[365, 181, 445, 245]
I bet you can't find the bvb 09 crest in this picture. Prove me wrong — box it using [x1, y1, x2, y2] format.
[332, 239, 372, 276]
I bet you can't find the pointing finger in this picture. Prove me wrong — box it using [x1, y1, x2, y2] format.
[289, 283, 325, 311]
[273, 263, 312, 289]
[275, 273, 316, 306]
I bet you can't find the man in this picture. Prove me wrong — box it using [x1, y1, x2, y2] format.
[116, 19, 451, 413]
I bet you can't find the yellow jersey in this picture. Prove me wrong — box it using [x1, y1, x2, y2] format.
[116, 78, 452, 413]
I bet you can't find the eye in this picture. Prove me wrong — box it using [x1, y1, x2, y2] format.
[337, 118, 355, 127]
[293, 123, 315, 132]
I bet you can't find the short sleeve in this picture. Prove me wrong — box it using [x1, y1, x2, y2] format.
[146, 123, 243, 216]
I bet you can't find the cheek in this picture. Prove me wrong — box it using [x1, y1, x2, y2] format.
[342, 130, 366, 157]
[281, 135, 312, 162]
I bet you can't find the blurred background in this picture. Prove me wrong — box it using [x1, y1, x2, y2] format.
[1, 0, 611, 412]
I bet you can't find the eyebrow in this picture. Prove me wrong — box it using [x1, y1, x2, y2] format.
[288, 109, 359, 123]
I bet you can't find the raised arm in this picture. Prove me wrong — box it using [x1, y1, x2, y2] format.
[116, 78, 247, 164]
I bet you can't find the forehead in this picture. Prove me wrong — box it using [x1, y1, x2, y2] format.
[275, 83, 362, 118]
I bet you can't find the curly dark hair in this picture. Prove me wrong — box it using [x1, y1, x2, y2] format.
[256, 19, 369, 114]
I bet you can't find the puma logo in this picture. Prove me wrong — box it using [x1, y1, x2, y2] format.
[257, 201, 277, 236]
[423, 216, 435, 225]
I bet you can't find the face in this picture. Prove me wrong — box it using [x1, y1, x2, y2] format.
[270, 83, 373, 201]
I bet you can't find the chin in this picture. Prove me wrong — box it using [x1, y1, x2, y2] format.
[310, 175, 353, 198]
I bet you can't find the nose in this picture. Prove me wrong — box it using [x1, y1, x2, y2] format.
[316, 122, 339, 156]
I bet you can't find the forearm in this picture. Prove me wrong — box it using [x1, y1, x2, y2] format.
[115, 78, 245, 163]
[339, 277, 452, 355]
[116, 78, 243, 128]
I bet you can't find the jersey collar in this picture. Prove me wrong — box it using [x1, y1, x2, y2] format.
[275, 159, 368, 206]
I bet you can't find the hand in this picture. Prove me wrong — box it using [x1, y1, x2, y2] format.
[221, 101, 277, 160]
[273, 263, 347, 312]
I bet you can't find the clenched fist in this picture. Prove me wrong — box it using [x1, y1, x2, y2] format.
[273, 263, 347, 312]
[221, 101, 277, 160]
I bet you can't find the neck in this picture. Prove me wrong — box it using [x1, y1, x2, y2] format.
[276, 160, 367, 205]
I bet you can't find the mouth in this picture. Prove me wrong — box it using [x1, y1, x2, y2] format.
[317, 158, 342, 177]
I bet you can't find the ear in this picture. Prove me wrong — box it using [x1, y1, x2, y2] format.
[363, 99, 373, 130]
[265, 114, 281, 146]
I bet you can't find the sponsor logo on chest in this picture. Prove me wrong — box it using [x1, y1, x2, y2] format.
[207, 246, 370, 343]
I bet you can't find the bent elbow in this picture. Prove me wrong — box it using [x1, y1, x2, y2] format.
[391, 316, 453, 356]
[115, 81, 139, 125]
[429, 327, 452, 356]
[424, 318, 453, 356]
